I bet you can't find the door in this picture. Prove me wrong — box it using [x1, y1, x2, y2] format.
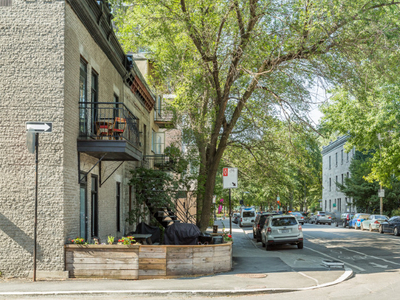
[79, 174, 88, 240]
[91, 175, 99, 237]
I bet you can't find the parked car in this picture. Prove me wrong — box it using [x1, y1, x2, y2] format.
[311, 211, 331, 225]
[239, 207, 256, 227]
[305, 213, 314, 223]
[290, 212, 305, 225]
[253, 212, 279, 242]
[379, 216, 400, 235]
[326, 212, 340, 226]
[348, 213, 370, 229]
[340, 213, 355, 228]
[361, 215, 388, 231]
[261, 215, 303, 251]
[232, 213, 240, 224]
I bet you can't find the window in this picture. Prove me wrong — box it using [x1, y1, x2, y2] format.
[347, 172, 349, 178]
[338, 198, 341, 212]
[91, 175, 99, 237]
[116, 182, 121, 232]
[113, 94, 119, 120]
[347, 152, 349, 163]
[341, 174, 344, 185]
[336, 176, 338, 191]
[329, 156, 331, 169]
[272, 217, 297, 226]
[329, 178, 331, 191]
[152, 131, 165, 154]
[341, 150, 343, 165]
[335, 152, 338, 167]
[79, 59, 88, 134]
[325, 200, 327, 210]
[143, 124, 147, 155]
[91, 70, 99, 134]
[151, 129, 155, 152]
[329, 199, 331, 211]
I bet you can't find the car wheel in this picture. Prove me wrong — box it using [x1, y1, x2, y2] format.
[256, 235, 261, 242]
[379, 225, 384, 234]
[253, 231, 256, 239]
[239, 223, 242, 228]
[369, 225, 373, 232]
[297, 242, 303, 249]
[328, 222, 331, 226]
[343, 222, 346, 227]
[266, 244, 272, 251]
[395, 227, 400, 236]
[336, 222, 338, 227]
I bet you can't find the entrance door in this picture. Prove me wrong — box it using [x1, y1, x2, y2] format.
[91, 175, 99, 237]
[79, 175, 88, 240]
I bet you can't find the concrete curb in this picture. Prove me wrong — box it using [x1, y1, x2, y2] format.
[0, 267, 353, 297]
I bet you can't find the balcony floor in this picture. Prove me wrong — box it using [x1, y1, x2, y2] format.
[77, 139, 142, 161]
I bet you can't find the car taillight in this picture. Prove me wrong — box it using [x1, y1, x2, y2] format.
[257, 224, 260, 229]
[298, 225, 302, 231]
[241, 218, 243, 222]
[347, 216, 349, 220]
[328, 216, 332, 219]
[267, 227, 272, 233]
[357, 219, 360, 222]
[374, 221, 380, 224]
[301, 217, 304, 219]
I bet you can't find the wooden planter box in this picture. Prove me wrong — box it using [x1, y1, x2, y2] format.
[65, 242, 232, 280]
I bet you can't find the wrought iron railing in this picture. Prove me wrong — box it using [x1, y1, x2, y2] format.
[79, 102, 140, 148]
[154, 108, 174, 123]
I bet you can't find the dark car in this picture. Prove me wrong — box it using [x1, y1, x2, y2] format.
[253, 212, 279, 242]
[379, 216, 400, 235]
[340, 213, 355, 228]
[232, 213, 240, 224]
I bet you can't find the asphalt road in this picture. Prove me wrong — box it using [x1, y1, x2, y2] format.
[243, 222, 400, 274]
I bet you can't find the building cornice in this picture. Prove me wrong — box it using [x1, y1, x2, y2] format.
[66, 0, 155, 111]
[322, 135, 348, 155]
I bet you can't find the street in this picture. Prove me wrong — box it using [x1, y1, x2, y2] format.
[3, 221, 400, 300]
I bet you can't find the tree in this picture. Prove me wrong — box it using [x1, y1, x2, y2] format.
[112, 0, 400, 231]
[337, 151, 400, 215]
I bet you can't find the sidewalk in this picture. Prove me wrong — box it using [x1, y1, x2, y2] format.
[0, 220, 352, 297]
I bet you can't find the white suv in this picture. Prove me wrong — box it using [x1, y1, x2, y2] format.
[261, 215, 304, 251]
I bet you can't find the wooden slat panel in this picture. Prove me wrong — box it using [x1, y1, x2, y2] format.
[213, 260, 231, 272]
[167, 263, 193, 276]
[167, 258, 193, 264]
[139, 258, 165, 264]
[138, 269, 166, 276]
[193, 251, 213, 258]
[66, 251, 138, 259]
[167, 247, 193, 254]
[193, 263, 213, 274]
[66, 257, 138, 265]
[139, 247, 166, 258]
[139, 263, 166, 270]
[69, 269, 138, 279]
[166, 251, 193, 259]
[138, 275, 168, 280]
[193, 257, 213, 264]
[213, 246, 231, 252]
[66, 263, 138, 270]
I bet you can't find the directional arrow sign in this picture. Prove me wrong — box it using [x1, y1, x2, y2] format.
[26, 122, 52, 133]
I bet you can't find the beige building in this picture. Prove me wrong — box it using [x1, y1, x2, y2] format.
[0, 0, 160, 278]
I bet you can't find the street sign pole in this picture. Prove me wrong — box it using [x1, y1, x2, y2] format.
[229, 189, 232, 236]
[33, 133, 39, 282]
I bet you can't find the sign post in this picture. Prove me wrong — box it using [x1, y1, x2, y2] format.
[26, 122, 52, 282]
[378, 188, 385, 215]
[223, 168, 238, 235]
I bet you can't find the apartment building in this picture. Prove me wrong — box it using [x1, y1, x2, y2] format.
[0, 0, 158, 278]
[321, 136, 356, 213]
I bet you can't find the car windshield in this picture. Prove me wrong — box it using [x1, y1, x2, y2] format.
[291, 212, 302, 216]
[243, 211, 255, 218]
[360, 214, 370, 219]
[272, 217, 297, 226]
[374, 215, 387, 219]
[318, 212, 326, 216]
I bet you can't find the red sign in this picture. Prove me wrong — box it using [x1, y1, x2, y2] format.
[223, 168, 228, 176]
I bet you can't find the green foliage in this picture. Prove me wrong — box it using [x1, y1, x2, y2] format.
[337, 151, 400, 214]
[113, 0, 400, 230]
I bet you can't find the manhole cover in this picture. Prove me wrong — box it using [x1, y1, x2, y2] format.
[235, 273, 267, 278]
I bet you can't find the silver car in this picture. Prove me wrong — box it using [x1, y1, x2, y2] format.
[261, 215, 304, 251]
[290, 212, 305, 225]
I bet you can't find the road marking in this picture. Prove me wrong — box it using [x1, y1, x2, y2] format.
[304, 246, 365, 271]
[369, 262, 388, 268]
[340, 246, 400, 266]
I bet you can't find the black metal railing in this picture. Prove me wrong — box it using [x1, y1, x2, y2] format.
[144, 154, 173, 170]
[154, 108, 174, 123]
[79, 102, 140, 148]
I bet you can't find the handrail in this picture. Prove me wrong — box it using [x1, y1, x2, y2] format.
[78, 102, 140, 148]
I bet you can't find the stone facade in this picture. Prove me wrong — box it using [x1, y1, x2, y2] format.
[321, 136, 356, 213]
[0, 0, 156, 278]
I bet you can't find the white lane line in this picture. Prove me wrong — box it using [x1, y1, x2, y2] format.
[340, 246, 400, 266]
[304, 246, 365, 271]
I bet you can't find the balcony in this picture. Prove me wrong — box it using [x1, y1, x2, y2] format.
[154, 108, 174, 128]
[77, 102, 142, 161]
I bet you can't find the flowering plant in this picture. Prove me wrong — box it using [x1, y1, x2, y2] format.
[69, 237, 85, 244]
[107, 235, 115, 245]
[118, 236, 136, 245]
[222, 230, 233, 242]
